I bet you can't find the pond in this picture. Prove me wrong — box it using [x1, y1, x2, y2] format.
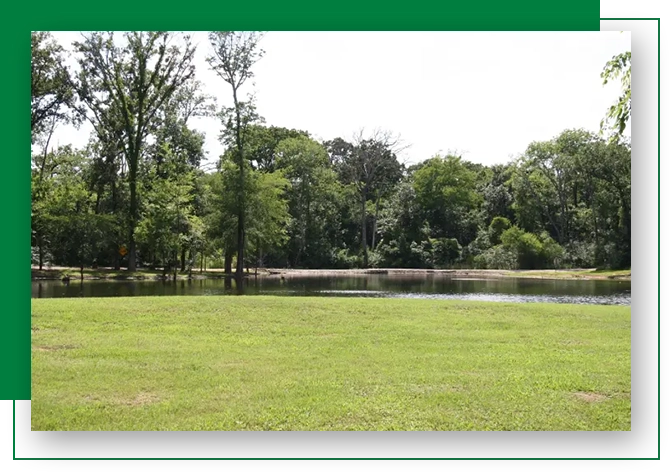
[32, 274, 631, 305]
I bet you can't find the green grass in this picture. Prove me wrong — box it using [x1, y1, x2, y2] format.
[31, 296, 631, 431]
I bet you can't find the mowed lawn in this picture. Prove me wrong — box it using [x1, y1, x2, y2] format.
[31, 296, 631, 431]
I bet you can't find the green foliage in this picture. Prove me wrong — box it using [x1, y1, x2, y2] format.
[376, 183, 430, 268]
[74, 31, 197, 271]
[326, 133, 403, 267]
[246, 125, 310, 172]
[275, 136, 342, 267]
[207, 31, 265, 275]
[430, 238, 461, 268]
[478, 245, 517, 270]
[31, 146, 115, 270]
[206, 156, 290, 269]
[488, 216, 511, 245]
[31, 32, 74, 138]
[245, 170, 291, 263]
[508, 129, 630, 268]
[601, 51, 631, 142]
[539, 231, 565, 268]
[497, 226, 562, 270]
[136, 171, 202, 271]
[413, 154, 481, 242]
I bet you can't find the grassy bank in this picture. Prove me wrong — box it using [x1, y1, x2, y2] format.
[31, 297, 630, 431]
[32, 266, 631, 281]
[31, 267, 244, 281]
[507, 269, 631, 280]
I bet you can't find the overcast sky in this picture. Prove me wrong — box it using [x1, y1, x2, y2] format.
[49, 31, 631, 167]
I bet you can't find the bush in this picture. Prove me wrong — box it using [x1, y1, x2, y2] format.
[431, 238, 461, 268]
[539, 232, 565, 268]
[367, 250, 383, 268]
[332, 248, 359, 269]
[499, 226, 564, 269]
[409, 240, 432, 268]
[488, 216, 511, 245]
[31, 246, 53, 268]
[480, 245, 518, 269]
[562, 241, 596, 268]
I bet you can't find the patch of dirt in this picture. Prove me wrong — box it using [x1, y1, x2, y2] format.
[121, 392, 160, 406]
[407, 384, 462, 394]
[32, 345, 76, 352]
[573, 391, 609, 403]
[215, 361, 248, 369]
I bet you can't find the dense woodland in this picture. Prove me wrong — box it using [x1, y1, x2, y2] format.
[31, 32, 632, 276]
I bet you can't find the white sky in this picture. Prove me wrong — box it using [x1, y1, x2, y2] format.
[48, 31, 631, 167]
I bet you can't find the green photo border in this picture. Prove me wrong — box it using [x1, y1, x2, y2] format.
[7, 2, 659, 461]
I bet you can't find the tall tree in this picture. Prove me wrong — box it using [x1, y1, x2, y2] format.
[412, 154, 480, 243]
[74, 32, 196, 271]
[31, 32, 74, 140]
[331, 131, 403, 267]
[246, 125, 310, 172]
[275, 136, 341, 267]
[207, 31, 264, 278]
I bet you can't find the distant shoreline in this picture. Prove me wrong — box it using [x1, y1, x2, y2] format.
[31, 266, 630, 282]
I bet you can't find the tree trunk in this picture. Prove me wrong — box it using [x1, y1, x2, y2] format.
[361, 189, 368, 267]
[255, 237, 260, 277]
[232, 87, 246, 280]
[111, 181, 121, 270]
[224, 249, 233, 275]
[127, 143, 140, 272]
[371, 197, 380, 251]
[180, 247, 186, 272]
[38, 235, 44, 271]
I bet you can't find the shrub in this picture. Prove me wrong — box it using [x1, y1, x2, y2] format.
[562, 241, 596, 268]
[481, 245, 518, 269]
[499, 226, 564, 269]
[332, 248, 359, 269]
[538, 232, 565, 268]
[431, 238, 462, 268]
[488, 216, 512, 245]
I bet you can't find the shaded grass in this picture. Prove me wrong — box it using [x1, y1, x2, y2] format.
[31, 296, 631, 431]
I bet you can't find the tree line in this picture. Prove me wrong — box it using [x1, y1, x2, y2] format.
[31, 31, 631, 276]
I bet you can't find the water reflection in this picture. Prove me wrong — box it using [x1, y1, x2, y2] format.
[31, 274, 631, 305]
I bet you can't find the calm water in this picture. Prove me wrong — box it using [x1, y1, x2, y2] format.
[31, 274, 631, 305]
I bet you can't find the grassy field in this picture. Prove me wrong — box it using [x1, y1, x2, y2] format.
[31, 296, 631, 431]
